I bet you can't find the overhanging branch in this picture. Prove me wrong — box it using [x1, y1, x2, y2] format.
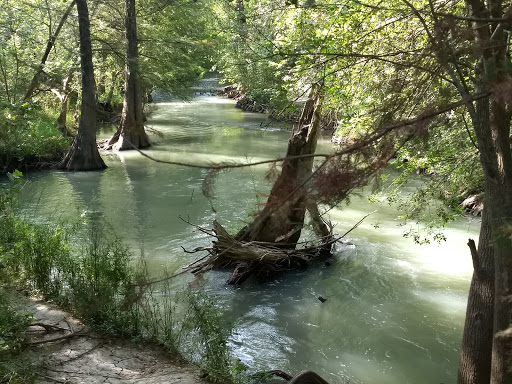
[127, 91, 490, 171]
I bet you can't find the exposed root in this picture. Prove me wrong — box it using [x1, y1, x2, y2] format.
[25, 329, 90, 346]
[188, 220, 336, 285]
[268, 369, 330, 383]
[27, 322, 68, 333]
[269, 369, 293, 381]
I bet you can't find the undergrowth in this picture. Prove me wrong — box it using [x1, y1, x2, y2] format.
[0, 102, 71, 174]
[0, 171, 262, 384]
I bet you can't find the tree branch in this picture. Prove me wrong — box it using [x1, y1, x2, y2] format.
[468, 238, 484, 277]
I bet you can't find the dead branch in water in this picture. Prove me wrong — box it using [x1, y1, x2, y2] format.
[187, 220, 336, 285]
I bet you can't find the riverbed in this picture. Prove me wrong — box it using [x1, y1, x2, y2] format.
[19, 96, 479, 384]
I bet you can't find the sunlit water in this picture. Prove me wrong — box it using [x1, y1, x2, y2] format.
[17, 96, 479, 384]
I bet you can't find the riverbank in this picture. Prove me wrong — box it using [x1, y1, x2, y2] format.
[19, 293, 205, 384]
[221, 86, 337, 130]
[1, 154, 64, 176]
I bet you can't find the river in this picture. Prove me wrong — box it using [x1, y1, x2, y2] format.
[18, 96, 479, 384]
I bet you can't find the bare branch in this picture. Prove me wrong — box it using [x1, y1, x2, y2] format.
[468, 238, 484, 277]
[434, 12, 510, 23]
[25, 331, 91, 346]
[340, 211, 377, 238]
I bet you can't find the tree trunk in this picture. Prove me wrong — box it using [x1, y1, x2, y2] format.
[468, 70, 512, 384]
[56, 93, 70, 135]
[55, 66, 75, 137]
[238, 85, 328, 247]
[24, 0, 76, 101]
[457, 3, 512, 382]
[457, 206, 494, 384]
[105, 70, 121, 105]
[59, 0, 105, 171]
[488, 97, 512, 384]
[108, 0, 149, 150]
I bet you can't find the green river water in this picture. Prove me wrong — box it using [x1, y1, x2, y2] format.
[18, 96, 479, 384]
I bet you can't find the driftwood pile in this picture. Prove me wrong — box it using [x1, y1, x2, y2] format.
[184, 85, 338, 284]
[186, 220, 336, 285]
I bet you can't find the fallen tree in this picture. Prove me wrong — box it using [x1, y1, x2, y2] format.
[183, 83, 406, 284]
[188, 220, 335, 284]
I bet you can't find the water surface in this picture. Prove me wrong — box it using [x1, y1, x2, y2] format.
[19, 96, 479, 384]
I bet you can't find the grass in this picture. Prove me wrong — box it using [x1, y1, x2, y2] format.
[0, 172, 266, 384]
[0, 102, 71, 174]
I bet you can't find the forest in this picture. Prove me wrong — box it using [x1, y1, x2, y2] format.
[0, 0, 511, 383]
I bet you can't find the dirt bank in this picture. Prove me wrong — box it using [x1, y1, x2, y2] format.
[22, 297, 205, 384]
[221, 86, 336, 130]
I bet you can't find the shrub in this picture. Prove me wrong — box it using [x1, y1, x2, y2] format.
[0, 102, 70, 172]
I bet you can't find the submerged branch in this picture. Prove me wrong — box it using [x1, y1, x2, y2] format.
[339, 211, 377, 238]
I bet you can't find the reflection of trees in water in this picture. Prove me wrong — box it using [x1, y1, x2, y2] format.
[62, 171, 105, 224]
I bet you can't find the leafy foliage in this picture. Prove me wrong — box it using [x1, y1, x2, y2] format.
[0, 102, 70, 172]
[213, 0, 485, 239]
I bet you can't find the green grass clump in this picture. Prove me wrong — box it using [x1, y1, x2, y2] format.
[0, 102, 71, 173]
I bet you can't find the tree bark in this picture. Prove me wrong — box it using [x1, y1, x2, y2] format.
[108, 0, 150, 150]
[238, 85, 328, 247]
[24, 0, 76, 101]
[59, 0, 105, 171]
[457, 207, 494, 384]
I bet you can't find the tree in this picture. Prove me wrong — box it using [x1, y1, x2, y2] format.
[59, 0, 105, 171]
[24, 0, 76, 101]
[392, 2, 512, 382]
[108, 0, 149, 150]
[214, 1, 512, 381]
[457, 2, 512, 382]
